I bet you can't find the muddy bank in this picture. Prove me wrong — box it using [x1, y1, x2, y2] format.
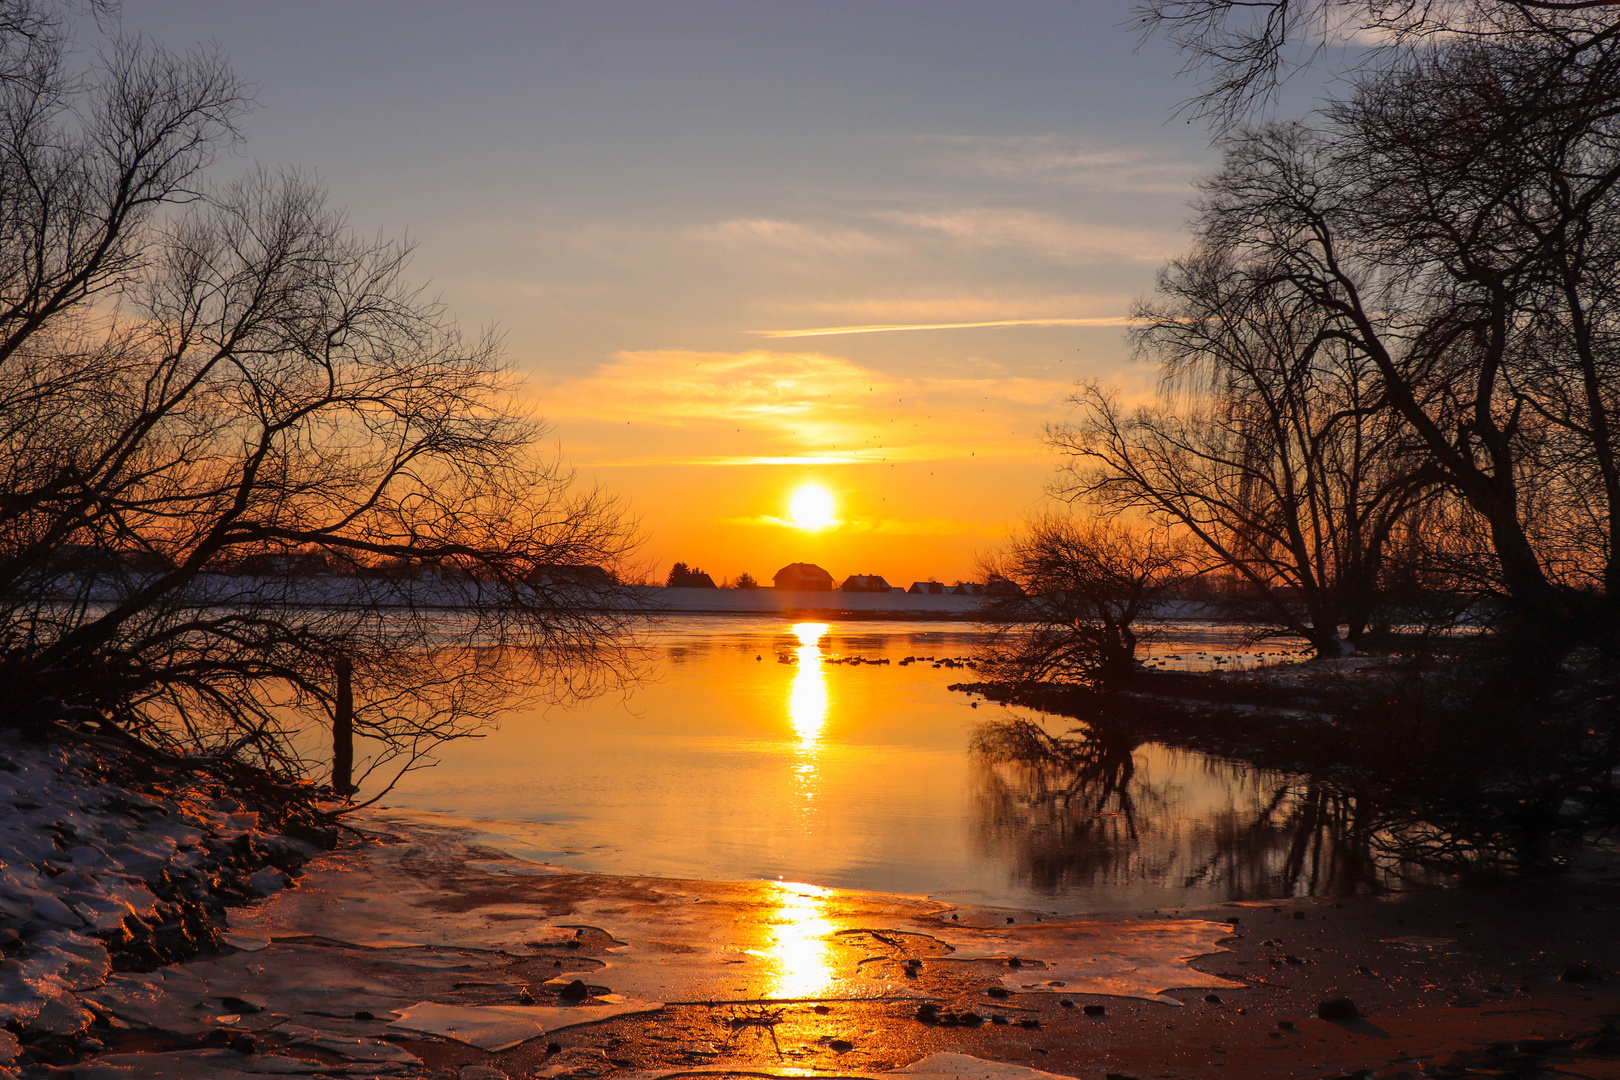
[40, 806, 1620, 1080]
[6, 719, 1620, 1080]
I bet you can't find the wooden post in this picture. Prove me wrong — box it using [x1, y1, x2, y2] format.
[332, 656, 354, 797]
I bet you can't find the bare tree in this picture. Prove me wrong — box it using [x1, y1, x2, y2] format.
[0, 4, 643, 793]
[975, 517, 1187, 686]
[1181, 26, 1620, 654]
[1052, 249, 1431, 656]
[1132, 0, 1620, 130]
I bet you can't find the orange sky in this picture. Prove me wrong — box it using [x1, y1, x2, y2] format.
[535, 331, 1159, 585]
[119, 4, 1218, 586]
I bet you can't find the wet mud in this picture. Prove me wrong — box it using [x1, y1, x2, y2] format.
[62, 809, 1620, 1079]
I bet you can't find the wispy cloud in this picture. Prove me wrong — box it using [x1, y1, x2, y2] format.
[751, 316, 1137, 338]
[909, 134, 1205, 195]
[685, 218, 895, 259]
[536, 348, 1070, 465]
[718, 513, 992, 537]
[877, 207, 1180, 265]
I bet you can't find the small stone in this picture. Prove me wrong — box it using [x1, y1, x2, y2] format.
[229, 1034, 256, 1055]
[1083, 1004, 1106, 1016]
[518, 988, 536, 1004]
[986, 986, 1011, 998]
[1018, 1019, 1040, 1029]
[829, 1039, 853, 1052]
[990, 1015, 1008, 1025]
[1317, 998, 1358, 1020]
[960, 1012, 983, 1027]
[1204, 995, 1222, 1003]
[1292, 910, 1305, 920]
[1006, 917, 1015, 924]
[558, 979, 589, 1002]
[547, 1042, 562, 1054]
[1284, 954, 1303, 965]
[1059, 1000, 1074, 1009]
[1277, 1020, 1295, 1030]
[1007, 957, 1022, 968]
[354, 1010, 376, 1020]
[915, 1003, 938, 1023]
[813, 1004, 831, 1014]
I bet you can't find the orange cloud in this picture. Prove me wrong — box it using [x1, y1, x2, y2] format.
[536, 348, 1069, 466]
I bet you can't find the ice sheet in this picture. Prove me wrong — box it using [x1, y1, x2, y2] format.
[930, 920, 1244, 1004]
[389, 997, 663, 1050]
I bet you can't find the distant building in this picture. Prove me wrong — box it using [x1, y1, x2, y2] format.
[986, 575, 1025, 598]
[773, 562, 834, 591]
[120, 549, 177, 576]
[840, 573, 892, 593]
[48, 545, 125, 576]
[908, 581, 946, 595]
[948, 578, 1024, 598]
[234, 550, 331, 577]
[529, 564, 617, 589]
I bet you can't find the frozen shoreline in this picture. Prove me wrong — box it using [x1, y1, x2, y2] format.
[7, 723, 1620, 1080]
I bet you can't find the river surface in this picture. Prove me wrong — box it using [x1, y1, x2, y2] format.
[380, 616, 1407, 914]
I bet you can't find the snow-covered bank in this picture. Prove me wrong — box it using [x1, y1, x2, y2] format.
[0, 723, 334, 1074]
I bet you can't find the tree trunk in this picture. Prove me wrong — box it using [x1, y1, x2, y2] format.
[332, 656, 354, 797]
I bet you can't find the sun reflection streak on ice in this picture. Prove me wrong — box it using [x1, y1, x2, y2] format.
[755, 880, 837, 999]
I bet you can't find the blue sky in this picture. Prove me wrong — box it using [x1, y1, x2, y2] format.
[119, 2, 1234, 582]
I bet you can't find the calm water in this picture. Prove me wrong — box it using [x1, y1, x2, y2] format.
[381, 617, 1410, 913]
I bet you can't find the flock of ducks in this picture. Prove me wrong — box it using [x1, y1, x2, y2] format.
[773, 652, 975, 668]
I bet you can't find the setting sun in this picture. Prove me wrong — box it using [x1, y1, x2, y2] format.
[787, 483, 838, 531]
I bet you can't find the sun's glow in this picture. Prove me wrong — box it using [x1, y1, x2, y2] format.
[788, 483, 837, 530]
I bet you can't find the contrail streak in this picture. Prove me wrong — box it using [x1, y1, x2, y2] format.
[750, 317, 1138, 338]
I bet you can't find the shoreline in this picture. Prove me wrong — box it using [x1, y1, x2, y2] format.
[7, 725, 1620, 1080]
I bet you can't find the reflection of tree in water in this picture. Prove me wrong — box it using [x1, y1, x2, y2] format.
[1185, 777, 1384, 898]
[972, 719, 1174, 892]
[972, 718, 1416, 899]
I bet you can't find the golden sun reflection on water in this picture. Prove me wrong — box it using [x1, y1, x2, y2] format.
[788, 623, 828, 748]
[756, 880, 837, 999]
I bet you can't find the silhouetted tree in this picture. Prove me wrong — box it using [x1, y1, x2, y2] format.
[0, 2, 642, 795]
[666, 562, 717, 588]
[1052, 251, 1432, 655]
[1132, 0, 1618, 130]
[976, 517, 1188, 685]
[1189, 32, 1620, 657]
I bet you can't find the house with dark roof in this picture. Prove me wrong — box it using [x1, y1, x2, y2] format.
[772, 562, 834, 591]
[840, 574, 893, 593]
[908, 581, 946, 595]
